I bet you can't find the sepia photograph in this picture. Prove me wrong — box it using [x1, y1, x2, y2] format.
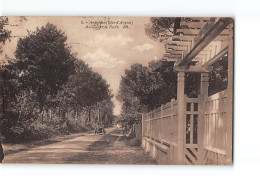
[0, 16, 233, 165]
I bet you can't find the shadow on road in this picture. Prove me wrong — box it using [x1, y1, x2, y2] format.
[64, 128, 157, 164]
[3, 133, 85, 156]
[87, 129, 121, 151]
[3, 128, 157, 164]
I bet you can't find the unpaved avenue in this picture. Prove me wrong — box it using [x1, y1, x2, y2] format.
[3, 128, 156, 164]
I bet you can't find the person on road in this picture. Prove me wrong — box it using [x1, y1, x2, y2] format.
[0, 137, 4, 163]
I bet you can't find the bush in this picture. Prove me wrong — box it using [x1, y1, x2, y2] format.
[1, 116, 93, 144]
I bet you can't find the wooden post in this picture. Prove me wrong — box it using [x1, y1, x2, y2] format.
[169, 98, 176, 164]
[201, 73, 209, 97]
[0, 70, 3, 130]
[150, 111, 154, 139]
[160, 104, 164, 140]
[226, 20, 234, 164]
[176, 71, 185, 164]
[198, 72, 209, 164]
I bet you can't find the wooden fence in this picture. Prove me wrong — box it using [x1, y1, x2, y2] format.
[142, 99, 178, 164]
[142, 89, 230, 165]
[203, 90, 228, 164]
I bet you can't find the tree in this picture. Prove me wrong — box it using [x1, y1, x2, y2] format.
[0, 17, 11, 54]
[118, 59, 203, 127]
[119, 63, 164, 110]
[148, 60, 177, 102]
[0, 63, 20, 135]
[1, 16, 12, 125]
[96, 99, 114, 127]
[145, 17, 180, 43]
[0, 60, 44, 142]
[1, 22, 114, 142]
[117, 63, 164, 125]
[208, 55, 228, 96]
[14, 23, 76, 116]
[55, 59, 112, 127]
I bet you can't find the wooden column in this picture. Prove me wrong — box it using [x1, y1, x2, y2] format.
[176, 71, 185, 164]
[0, 70, 3, 125]
[201, 73, 209, 97]
[226, 21, 234, 164]
[198, 72, 209, 164]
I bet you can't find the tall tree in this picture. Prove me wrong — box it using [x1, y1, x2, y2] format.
[0, 16, 12, 138]
[118, 59, 202, 126]
[117, 63, 164, 125]
[119, 63, 164, 110]
[0, 17, 11, 54]
[14, 23, 76, 114]
[148, 60, 177, 102]
[145, 17, 179, 43]
[56, 59, 112, 125]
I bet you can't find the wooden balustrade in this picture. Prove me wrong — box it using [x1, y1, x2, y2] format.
[142, 89, 230, 165]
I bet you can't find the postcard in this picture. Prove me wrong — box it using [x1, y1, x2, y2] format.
[0, 16, 233, 165]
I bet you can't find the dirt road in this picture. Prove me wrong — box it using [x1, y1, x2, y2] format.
[3, 128, 156, 164]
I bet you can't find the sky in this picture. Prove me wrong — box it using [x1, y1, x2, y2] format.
[1, 16, 165, 115]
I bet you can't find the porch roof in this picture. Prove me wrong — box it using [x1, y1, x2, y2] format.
[162, 17, 232, 69]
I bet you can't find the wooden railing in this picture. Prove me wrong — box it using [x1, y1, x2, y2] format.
[203, 89, 228, 164]
[142, 89, 230, 165]
[142, 98, 178, 164]
[143, 98, 178, 147]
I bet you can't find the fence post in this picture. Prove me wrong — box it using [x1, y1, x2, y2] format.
[141, 113, 145, 148]
[176, 71, 185, 164]
[160, 104, 164, 140]
[198, 72, 209, 164]
[169, 98, 176, 164]
[226, 21, 234, 164]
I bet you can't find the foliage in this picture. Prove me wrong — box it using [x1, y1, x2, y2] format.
[148, 60, 178, 102]
[185, 72, 201, 98]
[117, 62, 174, 124]
[55, 59, 113, 127]
[117, 60, 203, 125]
[66, 60, 111, 110]
[209, 55, 228, 96]
[14, 23, 76, 112]
[118, 63, 163, 113]
[0, 23, 114, 143]
[0, 17, 11, 54]
[145, 17, 179, 43]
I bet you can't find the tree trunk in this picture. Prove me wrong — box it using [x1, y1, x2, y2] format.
[41, 110, 44, 125]
[58, 108, 60, 118]
[75, 110, 78, 127]
[88, 107, 91, 122]
[50, 109, 52, 121]
[98, 108, 100, 122]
